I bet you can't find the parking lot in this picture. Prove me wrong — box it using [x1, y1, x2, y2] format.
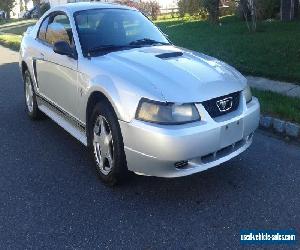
[0, 45, 299, 248]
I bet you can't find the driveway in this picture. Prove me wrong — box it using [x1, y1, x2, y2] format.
[0, 45, 299, 248]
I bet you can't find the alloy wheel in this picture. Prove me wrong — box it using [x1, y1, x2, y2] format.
[93, 115, 114, 175]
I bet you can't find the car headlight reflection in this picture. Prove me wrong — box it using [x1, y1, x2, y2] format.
[136, 98, 201, 124]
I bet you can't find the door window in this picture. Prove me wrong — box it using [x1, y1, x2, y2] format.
[37, 16, 50, 42]
[36, 13, 74, 47]
[46, 14, 73, 46]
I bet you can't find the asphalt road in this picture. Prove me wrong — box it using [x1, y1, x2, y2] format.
[0, 45, 299, 249]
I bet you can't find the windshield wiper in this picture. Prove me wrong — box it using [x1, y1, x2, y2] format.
[129, 38, 169, 46]
[85, 40, 169, 57]
[86, 44, 135, 56]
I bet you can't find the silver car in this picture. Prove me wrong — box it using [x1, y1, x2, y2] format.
[19, 3, 260, 185]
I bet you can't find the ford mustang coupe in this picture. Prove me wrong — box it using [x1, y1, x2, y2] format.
[20, 3, 260, 185]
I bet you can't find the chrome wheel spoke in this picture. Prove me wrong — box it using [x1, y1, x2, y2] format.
[96, 144, 103, 166]
[106, 148, 113, 168]
[107, 132, 112, 144]
[25, 76, 34, 112]
[100, 117, 108, 136]
[93, 134, 102, 144]
[93, 121, 100, 134]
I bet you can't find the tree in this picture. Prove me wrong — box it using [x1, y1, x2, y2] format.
[32, 0, 41, 17]
[281, 0, 299, 21]
[20, 0, 24, 13]
[178, 0, 187, 18]
[295, 0, 299, 18]
[240, 0, 257, 32]
[24, 0, 30, 11]
[0, 0, 16, 19]
[202, 0, 220, 23]
[256, 0, 280, 19]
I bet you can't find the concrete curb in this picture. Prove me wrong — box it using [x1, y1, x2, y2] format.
[259, 115, 300, 140]
[247, 76, 300, 98]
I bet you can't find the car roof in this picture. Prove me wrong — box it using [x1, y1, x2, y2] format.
[50, 2, 136, 14]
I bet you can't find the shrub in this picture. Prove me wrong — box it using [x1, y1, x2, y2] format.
[140, 1, 160, 20]
[256, 0, 280, 19]
[237, 0, 280, 20]
[219, 0, 237, 17]
[177, 0, 222, 22]
[187, 0, 201, 16]
[178, 0, 209, 19]
[117, 0, 160, 20]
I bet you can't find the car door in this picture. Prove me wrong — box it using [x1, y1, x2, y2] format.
[35, 12, 79, 119]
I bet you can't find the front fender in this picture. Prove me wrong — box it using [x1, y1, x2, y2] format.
[77, 56, 166, 124]
[80, 73, 145, 123]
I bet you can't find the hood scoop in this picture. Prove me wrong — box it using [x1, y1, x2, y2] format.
[155, 52, 183, 59]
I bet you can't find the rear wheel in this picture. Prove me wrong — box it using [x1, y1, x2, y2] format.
[90, 101, 129, 186]
[24, 70, 42, 120]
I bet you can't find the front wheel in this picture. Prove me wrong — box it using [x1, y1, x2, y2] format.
[90, 101, 129, 186]
[23, 70, 42, 120]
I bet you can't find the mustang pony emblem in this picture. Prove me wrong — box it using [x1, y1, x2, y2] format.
[216, 97, 233, 112]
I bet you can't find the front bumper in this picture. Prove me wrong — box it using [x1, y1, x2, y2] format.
[119, 97, 260, 177]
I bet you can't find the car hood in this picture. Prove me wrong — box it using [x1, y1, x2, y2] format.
[91, 45, 247, 103]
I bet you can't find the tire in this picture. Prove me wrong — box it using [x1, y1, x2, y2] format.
[23, 70, 42, 120]
[89, 101, 129, 186]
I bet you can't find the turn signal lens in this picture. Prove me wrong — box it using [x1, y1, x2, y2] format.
[243, 84, 252, 104]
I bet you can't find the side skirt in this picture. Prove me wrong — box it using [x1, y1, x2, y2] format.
[36, 95, 88, 146]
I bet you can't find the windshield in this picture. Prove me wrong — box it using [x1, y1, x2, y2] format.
[74, 8, 170, 55]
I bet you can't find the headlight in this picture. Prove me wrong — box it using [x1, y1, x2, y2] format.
[243, 84, 252, 104]
[136, 98, 201, 124]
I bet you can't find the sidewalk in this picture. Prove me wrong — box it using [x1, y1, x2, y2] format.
[247, 76, 300, 98]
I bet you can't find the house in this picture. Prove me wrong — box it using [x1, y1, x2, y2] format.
[156, 0, 178, 10]
[10, 0, 34, 18]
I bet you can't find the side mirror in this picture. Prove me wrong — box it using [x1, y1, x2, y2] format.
[53, 41, 77, 59]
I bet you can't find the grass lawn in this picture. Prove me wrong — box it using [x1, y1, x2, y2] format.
[0, 33, 22, 51]
[0, 21, 36, 35]
[253, 88, 300, 124]
[156, 16, 300, 84]
[0, 20, 36, 51]
[0, 18, 23, 26]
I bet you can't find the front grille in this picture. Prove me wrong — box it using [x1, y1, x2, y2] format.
[202, 92, 240, 118]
